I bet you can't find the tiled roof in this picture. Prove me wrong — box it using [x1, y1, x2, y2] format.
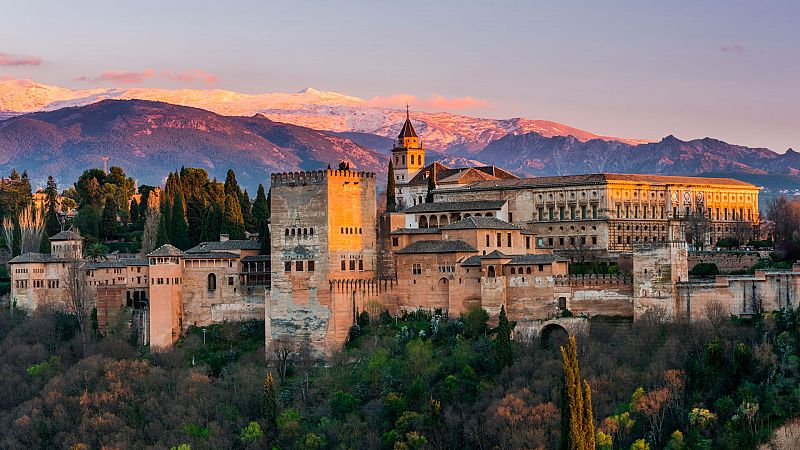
[390, 228, 441, 235]
[183, 252, 240, 259]
[241, 255, 271, 262]
[147, 244, 184, 257]
[406, 163, 518, 187]
[8, 252, 59, 264]
[50, 230, 82, 241]
[461, 253, 565, 267]
[185, 240, 261, 253]
[450, 173, 756, 192]
[396, 239, 477, 254]
[402, 200, 506, 214]
[441, 216, 521, 231]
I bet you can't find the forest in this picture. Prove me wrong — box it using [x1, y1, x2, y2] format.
[0, 303, 797, 449]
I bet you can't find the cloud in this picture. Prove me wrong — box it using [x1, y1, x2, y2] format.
[163, 69, 219, 86]
[720, 44, 745, 54]
[77, 68, 219, 86]
[367, 93, 493, 111]
[0, 52, 43, 66]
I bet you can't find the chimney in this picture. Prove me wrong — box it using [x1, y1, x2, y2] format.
[219, 234, 229, 242]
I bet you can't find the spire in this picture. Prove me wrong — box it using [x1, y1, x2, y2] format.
[398, 107, 418, 140]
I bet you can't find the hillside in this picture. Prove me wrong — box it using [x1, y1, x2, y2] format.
[0, 99, 385, 189]
[0, 79, 647, 152]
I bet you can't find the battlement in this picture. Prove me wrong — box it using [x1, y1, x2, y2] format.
[270, 170, 376, 186]
[554, 274, 632, 287]
[632, 241, 688, 252]
[329, 277, 397, 293]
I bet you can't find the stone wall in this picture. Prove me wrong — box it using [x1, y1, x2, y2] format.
[688, 251, 762, 273]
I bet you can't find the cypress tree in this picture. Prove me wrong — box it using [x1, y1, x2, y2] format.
[495, 304, 514, 368]
[224, 169, 240, 198]
[129, 197, 139, 227]
[386, 161, 397, 212]
[44, 175, 61, 236]
[221, 194, 245, 240]
[251, 184, 269, 225]
[39, 231, 51, 254]
[425, 169, 436, 203]
[263, 372, 278, 436]
[241, 189, 254, 233]
[100, 198, 119, 241]
[258, 218, 270, 255]
[200, 203, 222, 243]
[11, 219, 20, 256]
[170, 189, 190, 250]
[155, 212, 170, 247]
[559, 334, 594, 450]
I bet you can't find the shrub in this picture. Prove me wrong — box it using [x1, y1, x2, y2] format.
[690, 263, 719, 277]
[239, 421, 262, 443]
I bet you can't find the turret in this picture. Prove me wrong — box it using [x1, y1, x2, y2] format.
[391, 107, 425, 187]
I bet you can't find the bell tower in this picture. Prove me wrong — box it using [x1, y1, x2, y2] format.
[391, 107, 425, 207]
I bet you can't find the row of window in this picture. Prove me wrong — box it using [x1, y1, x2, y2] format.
[340, 259, 364, 271]
[152, 277, 182, 285]
[14, 279, 61, 289]
[340, 227, 363, 235]
[285, 227, 315, 237]
[536, 205, 599, 221]
[394, 153, 422, 167]
[544, 236, 599, 247]
[284, 260, 316, 272]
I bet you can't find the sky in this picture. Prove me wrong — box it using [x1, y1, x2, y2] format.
[1, 0, 798, 152]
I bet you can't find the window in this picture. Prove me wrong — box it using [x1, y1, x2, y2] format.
[525, 236, 531, 249]
[208, 273, 216, 290]
[507, 233, 512, 247]
[358, 259, 364, 271]
[412, 263, 422, 275]
[308, 261, 315, 272]
[509, 212, 513, 222]
[592, 236, 597, 245]
[349, 259, 356, 271]
[486, 234, 490, 247]
[296, 261, 304, 271]
[341, 260, 346, 270]
[526, 267, 532, 274]
[496, 233, 501, 247]
[392, 237, 399, 246]
[228, 276, 234, 286]
[286, 261, 292, 272]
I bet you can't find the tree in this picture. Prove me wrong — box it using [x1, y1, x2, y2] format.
[84, 243, 109, 262]
[221, 194, 246, 240]
[129, 197, 140, 227]
[100, 198, 119, 241]
[2, 205, 45, 255]
[425, 170, 436, 203]
[241, 189, 254, 233]
[200, 203, 222, 243]
[170, 189, 190, 250]
[258, 219, 270, 255]
[264, 372, 278, 436]
[155, 212, 170, 247]
[76, 206, 100, 239]
[140, 192, 161, 255]
[44, 176, 61, 237]
[39, 230, 51, 253]
[682, 209, 710, 250]
[386, 161, 397, 212]
[495, 305, 513, 368]
[74, 168, 107, 208]
[560, 334, 595, 450]
[766, 194, 800, 259]
[251, 184, 269, 225]
[64, 259, 91, 352]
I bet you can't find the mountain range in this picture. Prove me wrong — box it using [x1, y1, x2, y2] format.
[0, 78, 797, 196]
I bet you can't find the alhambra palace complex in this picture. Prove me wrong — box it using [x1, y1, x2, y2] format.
[8, 114, 798, 355]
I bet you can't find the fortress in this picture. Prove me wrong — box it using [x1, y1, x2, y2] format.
[8, 113, 793, 356]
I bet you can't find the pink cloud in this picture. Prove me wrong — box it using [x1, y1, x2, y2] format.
[367, 93, 492, 111]
[78, 68, 220, 86]
[163, 69, 219, 86]
[0, 52, 42, 66]
[720, 44, 745, 54]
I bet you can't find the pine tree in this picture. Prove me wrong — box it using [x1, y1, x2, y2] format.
[559, 334, 595, 450]
[100, 198, 119, 241]
[44, 176, 61, 237]
[263, 372, 278, 436]
[386, 161, 397, 212]
[221, 194, 245, 239]
[495, 304, 514, 368]
[170, 189, 190, 250]
[155, 212, 170, 247]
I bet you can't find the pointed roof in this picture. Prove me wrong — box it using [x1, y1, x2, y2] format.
[147, 244, 184, 257]
[397, 107, 418, 139]
[50, 230, 82, 241]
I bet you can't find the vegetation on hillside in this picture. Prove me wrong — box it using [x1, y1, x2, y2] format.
[0, 304, 797, 449]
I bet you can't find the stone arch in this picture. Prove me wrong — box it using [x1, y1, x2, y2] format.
[207, 273, 217, 291]
[429, 215, 439, 228]
[474, 213, 483, 217]
[419, 216, 429, 228]
[439, 214, 449, 226]
[485, 212, 493, 217]
[487, 265, 496, 277]
[540, 322, 568, 349]
[433, 277, 449, 310]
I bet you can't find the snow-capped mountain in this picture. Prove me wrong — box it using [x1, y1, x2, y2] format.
[0, 79, 647, 151]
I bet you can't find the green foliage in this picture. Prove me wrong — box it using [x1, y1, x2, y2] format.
[100, 198, 119, 241]
[76, 206, 100, 239]
[560, 334, 595, 450]
[200, 203, 222, 243]
[495, 305, 513, 368]
[665, 430, 686, 450]
[169, 444, 191, 450]
[690, 262, 720, 277]
[239, 421, 262, 443]
[84, 243, 108, 262]
[44, 176, 61, 237]
[39, 232, 50, 254]
[221, 193, 245, 240]
[170, 189, 190, 250]
[330, 390, 360, 416]
[182, 423, 210, 439]
[386, 161, 397, 212]
[716, 237, 740, 248]
[426, 170, 436, 203]
[630, 439, 650, 450]
[156, 211, 170, 247]
[26, 356, 62, 379]
[251, 184, 269, 225]
[460, 306, 489, 339]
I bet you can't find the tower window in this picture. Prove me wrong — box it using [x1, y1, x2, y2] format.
[208, 273, 217, 290]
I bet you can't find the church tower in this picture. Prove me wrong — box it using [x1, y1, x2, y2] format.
[391, 107, 425, 207]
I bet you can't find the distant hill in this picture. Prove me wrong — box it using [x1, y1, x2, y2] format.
[0, 99, 386, 190]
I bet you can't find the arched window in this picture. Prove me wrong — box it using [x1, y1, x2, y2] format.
[291, 228, 295, 236]
[207, 273, 217, 291]
[359, 228, 362, 234]
[285, 228, 289, 236]
[510, 268, 516, 275]
[526, 267, 532, 274]
[303, 228, 307, 236]
[488, 266, 496, 277]
[310, 228, 314, 235]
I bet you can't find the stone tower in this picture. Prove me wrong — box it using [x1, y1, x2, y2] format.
[391, 108, 425, 209]
[632, 241, 689, 319]
[147, 244, 185, 348]
[50, 230, 83, 259]
[268, 169, 377, 355]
